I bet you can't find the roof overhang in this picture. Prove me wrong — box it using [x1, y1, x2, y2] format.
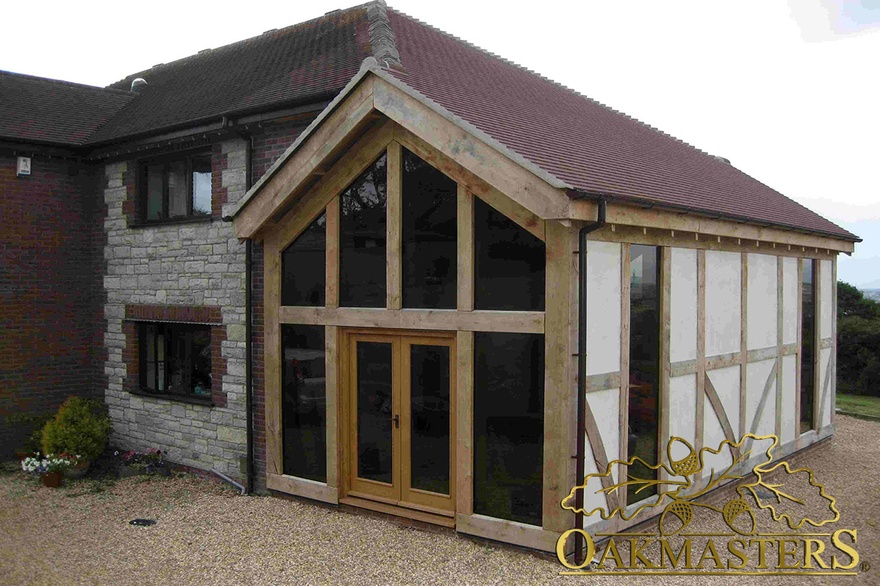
[231, 58, 856, 255]
[231, 58, 571, 240]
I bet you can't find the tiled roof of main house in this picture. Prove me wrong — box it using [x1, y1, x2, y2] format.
[0, 1, 856, 241]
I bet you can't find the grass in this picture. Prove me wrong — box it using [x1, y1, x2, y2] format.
[836, 393, 880, 419]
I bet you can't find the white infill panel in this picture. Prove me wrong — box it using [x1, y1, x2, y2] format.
[819, 347, 833, 428]
[670, 248, 697, 363]
[585, 241, 621, 375]
[746, 359, 776, 437]
[820, 259, 833, 337]
[705, 251, 741, 357]
[668, 374, 697, 459]
[782, 257, 799, 345]
[747, 253, 777, 350]
[703, 365, 740, 474]
[580, 389, 620, 528]
[780, 355, 797, 444]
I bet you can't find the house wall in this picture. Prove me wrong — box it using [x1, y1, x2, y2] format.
[578, 237, 837, 533]
[0, 154, 103, 459]
[102, 117, 309, 482]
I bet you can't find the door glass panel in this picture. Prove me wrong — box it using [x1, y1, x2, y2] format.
[282, 325, 326, 482]
[409, 344, 450, 495]
[356, 341, 393, 483]
[340, 153, 387, 307]
[402, 148, 457, 309]
[474, 332, 544, 526]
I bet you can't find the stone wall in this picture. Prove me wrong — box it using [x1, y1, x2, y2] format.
[102, 138, 249, 480]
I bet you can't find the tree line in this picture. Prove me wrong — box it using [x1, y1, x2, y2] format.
[838, 282, 880, 396]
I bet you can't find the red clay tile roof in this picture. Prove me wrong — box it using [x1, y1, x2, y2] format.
[88, 6, 373, 144]
[385, 8, 856, 241]
[0, 71, 132, 146]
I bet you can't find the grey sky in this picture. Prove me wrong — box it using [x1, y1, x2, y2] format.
[3, 0, 877, 285]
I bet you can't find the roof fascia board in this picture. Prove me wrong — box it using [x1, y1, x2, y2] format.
[370, 73, 569, 219]
[369, 67, 570, 194]
[232, 72, 378, 238]
[572, 199, 855, 253]
[230, 59, 380, 226]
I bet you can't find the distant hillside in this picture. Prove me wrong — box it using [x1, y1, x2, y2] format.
[863, 288, 880, 302]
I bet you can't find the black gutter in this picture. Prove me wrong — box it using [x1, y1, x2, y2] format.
[575, 198, 606, 565]
[243, 133, 255, 494]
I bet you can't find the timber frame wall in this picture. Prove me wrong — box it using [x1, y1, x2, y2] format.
[237, 71, 850, 552]
[260, 118, 569, 551]
[577, 224, 837, 535]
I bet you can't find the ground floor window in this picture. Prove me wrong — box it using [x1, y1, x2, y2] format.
[473, 332, 544, 526]
[140, 323, 212, 398]
[800, 258, 817, 434]
[627, 244, 661, 504]
[282, 325, 327, 482]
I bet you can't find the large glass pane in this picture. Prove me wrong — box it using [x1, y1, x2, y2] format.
[167, 161, 188, 218]
[627, 245, 660, 504]
[282, 325, 327, 482]
[474, 198, 545, 311]
[474, 332, 544, 526]
[191, 155, 212, 215]
[409, 344, 450, 494]
[800, 259, 816, 434]
[146, 165, 164, 221]
[356, 341, 393, 483]
[282, 212, 326, 306]
[402, 148, 457, 309]
[340, 153, 387, 307]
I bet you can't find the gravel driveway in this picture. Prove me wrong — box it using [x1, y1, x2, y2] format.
[1, 414, 877, 585]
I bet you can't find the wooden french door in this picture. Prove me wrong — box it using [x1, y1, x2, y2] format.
[346, 331, 455, 515]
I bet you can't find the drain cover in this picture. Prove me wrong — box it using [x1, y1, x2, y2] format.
[129, 519, 156, 526]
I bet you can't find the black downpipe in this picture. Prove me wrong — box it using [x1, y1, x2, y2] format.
[575, 199, 606, 564]
[244, 134, 255, 494]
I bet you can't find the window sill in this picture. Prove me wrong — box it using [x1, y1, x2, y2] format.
[130, 388, 214, 407]
[129, 215, 213, 229]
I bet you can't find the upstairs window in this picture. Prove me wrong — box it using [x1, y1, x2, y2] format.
[141, 152, 212, 222]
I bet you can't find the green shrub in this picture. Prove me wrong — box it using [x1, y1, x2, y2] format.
[41, 397, 112, 461]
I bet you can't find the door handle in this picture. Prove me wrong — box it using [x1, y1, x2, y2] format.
[391, 414, 400, 428]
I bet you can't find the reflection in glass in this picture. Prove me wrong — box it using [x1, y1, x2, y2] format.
[282, 213, 326, 306]
[282, 325, 326, 482]
[356, 341, 394, 484]
[474, 332, 544, 526]
[474, 198, 545, 311]
[402, 148, 457, 309]
[340, 153, 387, 307]
[800, 259, 816, 434]
[409, 344, 450, 494]
[627, 245, 660, 504]
[191, 155, 212, 215]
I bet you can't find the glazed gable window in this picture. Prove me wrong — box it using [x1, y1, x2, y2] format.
[140, 323, 212, 399]
[141, 152, 212, 222]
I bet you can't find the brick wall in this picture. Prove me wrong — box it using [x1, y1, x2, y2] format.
[0, 154, 102, 458]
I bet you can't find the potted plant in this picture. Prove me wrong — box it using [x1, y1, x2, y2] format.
[21, 453, 79, 487]
[117, 448, 170, 477]
[41, 397, 111, 475]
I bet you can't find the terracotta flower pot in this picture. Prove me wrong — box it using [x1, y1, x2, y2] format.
[42, 471, 63, 488]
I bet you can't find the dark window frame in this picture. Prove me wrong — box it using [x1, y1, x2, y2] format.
[626, 244, 662, 505]
[138, 322, 213, 403]
[800, 258, 818, 434]
[138, 150, 213, 224]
